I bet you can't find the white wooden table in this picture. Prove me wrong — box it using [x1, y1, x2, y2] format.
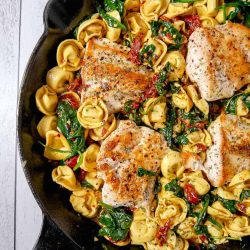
[0, 1, 48, 249]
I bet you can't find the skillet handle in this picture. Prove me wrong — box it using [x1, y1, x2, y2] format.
[43, 0, 94, 32]
[33, 216, 80, 250]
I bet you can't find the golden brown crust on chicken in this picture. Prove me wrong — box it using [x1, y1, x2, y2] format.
[97, 120, 168, 210]
[204, 113, 250, 187]
[186, 22, 250, 101]
[81, 38, 153, 114]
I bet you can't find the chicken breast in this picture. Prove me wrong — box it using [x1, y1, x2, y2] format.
[186, 22, 250, 101]
[188, 114, 250, 187]
[97, 120, 168, 210]
[81, 38, 153, 114]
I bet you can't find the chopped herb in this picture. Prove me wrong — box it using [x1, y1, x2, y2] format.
[139, 44, 156, 67]
[218, 197, 237, 213]
[137, 167, 157, 177]
[165, 178, 184, 197]
[98, 202, 132, 242]
[81, 180, 94, 189]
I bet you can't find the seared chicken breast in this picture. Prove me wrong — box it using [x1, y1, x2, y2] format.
[97, 120, 168, 210]
[186, 22, 250, 101]
[81, 38, 153, 114]
[188, 114, 250, 187]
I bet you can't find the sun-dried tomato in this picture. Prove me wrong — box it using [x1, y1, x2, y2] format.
[182, 15, 201, 36]
[237, 203, 247, 213]
[60, 93, 80, 109]
[184, 183, 200, 204]
[130, 35, 143, 65]
[156, 219, 172, 246]
[65, 155, 79, 168]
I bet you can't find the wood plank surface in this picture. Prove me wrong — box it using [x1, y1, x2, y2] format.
[0, 0, 20, 249]
[15, 0, 48, 249]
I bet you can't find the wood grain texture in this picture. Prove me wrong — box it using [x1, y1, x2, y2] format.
[0, 0, 20, 249]
[16, 0, 48, 249]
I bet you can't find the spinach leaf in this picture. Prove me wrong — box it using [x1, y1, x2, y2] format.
[150, 20, 162, 36]
[137, 167, 157, 177]
[179, 107, 208, 126]
[194, 224, 209, 236]
[174, 134, 189, 145]
[104, 0, 124, 16]
[169, 82, 181, 94]
[225, 93, 250, 115]
[155, 62, 171, 96]
[57, 101, 86, 155]
[218, 197, 237, 213]
[139, 44, 156, 67]
[161, 21, 183, 51]
[81, 180, 94, 189]
[98, 202, 133, 242]
[96, 2, 126, 31]
[207, 216, 222, 229]
[165, 178, 184, 197]
[38, 141, 72, 154]
[195, 194, 210, 227]
[240, 189, 250, 201]
[159, 105, 176, 148]
[124, 100, 142, 125]
[124, 100, 133, 113]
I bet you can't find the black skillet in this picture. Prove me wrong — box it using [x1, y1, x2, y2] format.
[17, 0, 250, 249]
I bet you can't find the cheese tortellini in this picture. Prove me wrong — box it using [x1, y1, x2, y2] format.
[57, 39, 84, 71]
[105, 11, 122, 42]
[124, 0, 140, 12]
[35, 85, 58, 115]
[180, 171, 210, 196]
[160, 51, 186, 81]
[207, 201, 235, 221]
[163, 3, 194, 19]
[155, 193, 188, 227]
[77, 14, 107, 45]
[141, 96, 167, 129]
[80, 144, 100, 172]
[186, 85, 209, 115]
[177, 217, 197, 240]
[140, 0, 169, 21]
[70, 188, 99, 218]
[236, 96, 249, 116]
[225, 216, 250, 238]
[52, 165, 81, 191]
[85, 171, 103, 190]
[46, 66, 74, 93]
[89, 115, 117, 141]
[44, 130, 71, 160]
[125, 12, 151, 42]
[37, 115, 58, 139]
[77, 97, 109, 129]
[172, 87, 193, 113]
[161, 150, 184, 182]
[182, 129, 212, 154]
[130, 209, 158, 244]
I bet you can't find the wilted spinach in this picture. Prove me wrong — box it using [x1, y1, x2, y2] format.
[57, 101, 86, 155]
[225, 93, 250, 115]
[98, 202, 133, 242]
[139, 44, 156, 67]
[104, 0, 124, 16]
[137, 167, 157, 177]
[165, 178, 184, 197]
[123, 100, 142, 125]
[240, 189, 250, 201]
[218, 197, 238, 213]
[155, 62, 171, 96]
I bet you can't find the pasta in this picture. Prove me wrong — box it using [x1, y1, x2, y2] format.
[35, 85, 58, 115]
[89, 114, 117, 141]
[52, 165, 81, 191]
[77, 97, 109, 129]
[130, 209, 158, 244]
[46, 66, 74, 93]
[70, 188, 99, 218]
[44, 131, 71, 160]
[34, 0, 250, 248]
[140, 0, 169, 21]
[141, 96, 167, 129]
[37, 115, 58, 139]
[77, 15, 106, 45]
[105, 11, 122, 42]
[80, 144, 100, 172]
[57, 39, 84, 71]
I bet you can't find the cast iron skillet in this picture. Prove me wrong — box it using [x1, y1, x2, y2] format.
[17, 0, 250, 249]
